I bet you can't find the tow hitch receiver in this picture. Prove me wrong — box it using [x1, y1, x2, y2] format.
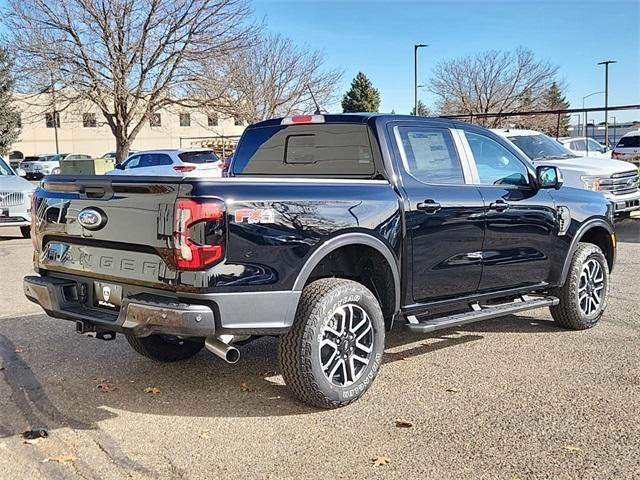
[75, 321, 116, 341]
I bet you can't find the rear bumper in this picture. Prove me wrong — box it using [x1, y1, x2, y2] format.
[23, 275, 300, 337]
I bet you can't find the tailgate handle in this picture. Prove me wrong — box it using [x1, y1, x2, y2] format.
[76, 181, 114, 200]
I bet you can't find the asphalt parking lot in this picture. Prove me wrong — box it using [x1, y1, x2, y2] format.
[0, 220, 638, 479]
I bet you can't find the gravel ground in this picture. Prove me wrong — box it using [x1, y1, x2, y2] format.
[0, 221, 638, 479]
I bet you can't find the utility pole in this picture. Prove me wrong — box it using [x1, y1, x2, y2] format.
[414, 44, 427, 115]
[50, 74, 59, 154]
[597, 60, 616, 148]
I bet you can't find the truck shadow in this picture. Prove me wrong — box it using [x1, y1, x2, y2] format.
[0, 312, 561, 440]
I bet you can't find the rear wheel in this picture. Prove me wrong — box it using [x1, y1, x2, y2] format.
[20, 226, 31, 239]
[279, 278, 385, 409]
[125, 334, 204, 362]
[550, 243, 609, 330]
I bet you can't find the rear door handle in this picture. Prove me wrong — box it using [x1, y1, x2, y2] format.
[489, 200, 509, 212]
[417, 199, 441, 213]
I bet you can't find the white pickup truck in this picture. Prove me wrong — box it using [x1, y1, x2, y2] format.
[493, 129, 640, 218]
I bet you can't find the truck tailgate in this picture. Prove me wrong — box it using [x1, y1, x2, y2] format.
[34, 176, 185, 288]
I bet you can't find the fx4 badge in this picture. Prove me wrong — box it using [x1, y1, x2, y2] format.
[234, 208, 275, 224]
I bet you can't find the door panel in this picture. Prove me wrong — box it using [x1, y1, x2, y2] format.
[390, 124, 485, 302]
[462, 129, 559, 291]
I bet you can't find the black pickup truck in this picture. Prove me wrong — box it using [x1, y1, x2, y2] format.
[24, 114, 616, 408]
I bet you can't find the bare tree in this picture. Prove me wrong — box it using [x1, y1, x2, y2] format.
[430, 48, 559, 127]
[5, 0, 254, 161]
[198, 33, 342, 124]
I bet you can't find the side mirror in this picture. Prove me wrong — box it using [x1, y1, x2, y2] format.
[16, 168, 27, 177]
[537, 165, 563, 190]
[115, 163, 125, 170]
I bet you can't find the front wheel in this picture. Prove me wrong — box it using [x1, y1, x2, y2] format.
[550, 243, 610, 330]
[279, 278, 385, 409]
[125, 334, 204, 362]
[51, 167, 61, 175]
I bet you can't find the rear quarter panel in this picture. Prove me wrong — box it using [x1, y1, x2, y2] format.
[182, 178, 402, 292]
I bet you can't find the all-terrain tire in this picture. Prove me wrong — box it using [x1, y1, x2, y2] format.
[125, 334, 204, 362]
[550, 242, 609, 330]
[20, 226, 31, 239]
[279, 278, 385, 409]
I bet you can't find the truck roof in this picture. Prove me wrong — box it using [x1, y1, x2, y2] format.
[250, 113, 464, 129]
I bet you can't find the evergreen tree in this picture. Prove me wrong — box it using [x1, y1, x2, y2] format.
[410, 100, 430, 116]
[0, 47, 21, 156]
[341, 72, 381, 113]
[539, 82, 570, 136]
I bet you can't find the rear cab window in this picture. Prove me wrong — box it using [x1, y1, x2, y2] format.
[231, 124, 377, 177]
[617, 135, 640, 148]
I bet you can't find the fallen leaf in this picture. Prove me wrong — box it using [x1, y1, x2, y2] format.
[94, 377, 114, 393]
[564, 445, 582, 452]
[44, 453, 77, 463]
[143, 387, 161, 394]
[240, 383, 257, 392]
[372, 455, 391, 467]
[446, 387, 461, 393]
[22, 428, 48, 440]
[199, 431, 210, 439]
[260, 370, 277, 377]
[14, 347, 24, 353]
[395, 419, 413, 428]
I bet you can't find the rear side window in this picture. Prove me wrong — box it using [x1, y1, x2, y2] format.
[396, 126, 465, 184]
[178, 151, 219, 164]
[231, 124, 375, 176]
[617, 135, 640, 148]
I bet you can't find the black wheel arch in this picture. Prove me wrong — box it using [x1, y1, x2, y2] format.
[560, 218, 615, 286]
[292, 233, 401, 329]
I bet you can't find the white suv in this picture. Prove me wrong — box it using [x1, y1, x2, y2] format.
[107, 148, 222, 177]
[611, 130, 640, 166]
[492, 129, 640, 218]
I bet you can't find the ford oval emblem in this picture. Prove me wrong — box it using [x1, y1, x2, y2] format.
[78, 208, 107, 230]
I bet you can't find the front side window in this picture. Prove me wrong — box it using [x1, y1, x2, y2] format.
[465, 131, 530, 187]
[123, 155, 140, 169]
[396, 126, 465, 185]
[586, 138, 604, 152]
[0, 158, 13, 175]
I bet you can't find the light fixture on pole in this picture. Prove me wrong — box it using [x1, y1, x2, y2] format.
[597, 60, 616, 147]
[582, 91, 604, 155]
[414, 44, 428, 115]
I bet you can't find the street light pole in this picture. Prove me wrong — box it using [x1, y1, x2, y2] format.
[414, 44, 427, 115]
[598, 60, 616, 147]
[582, 91, 604, 155]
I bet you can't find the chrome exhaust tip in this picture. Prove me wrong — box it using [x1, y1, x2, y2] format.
[205, 337, 240, 364]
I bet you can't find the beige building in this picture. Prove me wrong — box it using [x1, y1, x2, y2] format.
[10, 94, 246, 160]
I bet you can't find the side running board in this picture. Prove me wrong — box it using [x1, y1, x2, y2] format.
[405, 295, 559, 333]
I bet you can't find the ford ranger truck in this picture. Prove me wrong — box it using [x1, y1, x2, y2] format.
[24, 114, 616, 408]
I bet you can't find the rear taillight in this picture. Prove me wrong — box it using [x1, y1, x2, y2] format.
[173, 165, 197, 173]
[174, 199, 225, 270]
[611, 151, 622, 159]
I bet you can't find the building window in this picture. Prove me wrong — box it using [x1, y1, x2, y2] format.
[234, 117, 243, 126]
[83, 113, 97, 128]
[207, 114, 218, 127]
[45, 112, 60, 129]
[150, 113, 162, 127]
[179, 113, 191, 127]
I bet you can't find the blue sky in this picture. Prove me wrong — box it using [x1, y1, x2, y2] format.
[254, 0, 640, 121]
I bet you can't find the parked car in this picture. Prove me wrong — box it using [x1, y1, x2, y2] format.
[493, 129, 640, 218]
[99, 151, 136, 161]
[558, 136, 611, 158]
[0, 157, 35, 238]
[25, 114, 616, 408]
[107, 148, 223, 177]
[20, 153, 69, 179]
[611, 130, 640, 166]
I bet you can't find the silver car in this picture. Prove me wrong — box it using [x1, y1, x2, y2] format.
[20, 153, 69, 179]
[0, 157, 35, 238]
